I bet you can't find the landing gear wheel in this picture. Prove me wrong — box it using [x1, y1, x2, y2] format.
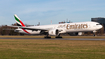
[55, 34, 62, 38]
[93, 30, 96, 36]
[93, 33, 95, 36]
[44, 34, 51, 38]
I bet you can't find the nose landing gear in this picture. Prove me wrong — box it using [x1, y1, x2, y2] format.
[93, 30, 97, 36]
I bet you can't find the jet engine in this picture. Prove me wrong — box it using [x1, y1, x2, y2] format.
[48, 29, 59, 36]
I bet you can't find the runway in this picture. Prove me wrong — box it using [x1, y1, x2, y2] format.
[0, 37, 105, 40]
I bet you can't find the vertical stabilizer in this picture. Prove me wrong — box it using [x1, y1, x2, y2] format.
[14, 14, 25, 27]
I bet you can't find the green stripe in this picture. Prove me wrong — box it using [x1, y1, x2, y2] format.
[14, 16, 20, 23]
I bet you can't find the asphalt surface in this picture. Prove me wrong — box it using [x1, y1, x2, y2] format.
[0, 37, 104, 40]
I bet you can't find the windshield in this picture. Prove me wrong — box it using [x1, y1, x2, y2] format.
[96, 24, 101, 25]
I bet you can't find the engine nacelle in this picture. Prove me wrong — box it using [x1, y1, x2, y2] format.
[48, 29, 59, 36]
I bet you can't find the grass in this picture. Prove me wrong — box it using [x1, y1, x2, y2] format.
[0, 39, 105, 59]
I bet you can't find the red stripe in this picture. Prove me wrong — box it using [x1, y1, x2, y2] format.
[19, 20, 25, 27]
[22, 29, 30, 34]
[18, 19, 30, 34]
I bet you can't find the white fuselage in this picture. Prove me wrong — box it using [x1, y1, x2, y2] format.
[15, 22, 102, 35]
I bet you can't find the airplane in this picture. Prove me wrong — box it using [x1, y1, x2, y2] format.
[14, 14, 103, 38]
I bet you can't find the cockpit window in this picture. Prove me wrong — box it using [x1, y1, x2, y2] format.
[96, 24, 101, 25]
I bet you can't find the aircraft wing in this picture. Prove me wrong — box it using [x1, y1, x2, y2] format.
[21, 27, 52, 31]
[7, 26, 21, 27]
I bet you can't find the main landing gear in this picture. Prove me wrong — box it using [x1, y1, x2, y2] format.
[44, 35, 51, 38]
[55, 34, 62, 38]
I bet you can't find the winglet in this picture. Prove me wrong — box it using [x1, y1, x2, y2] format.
[14, 14, 25, 27]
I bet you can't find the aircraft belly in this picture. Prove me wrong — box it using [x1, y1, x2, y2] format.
[30, 32, 40, 34]
[19, 30, 41, 34]
[27, 30, 40, 34]
[66, 28, 93, 32]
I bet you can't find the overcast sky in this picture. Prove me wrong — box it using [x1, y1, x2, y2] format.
[0, 0, 105, 25]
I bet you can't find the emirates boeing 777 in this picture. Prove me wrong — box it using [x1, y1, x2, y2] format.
[14, 14, 102, 38]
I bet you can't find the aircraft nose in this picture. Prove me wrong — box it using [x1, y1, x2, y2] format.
[99, 25, 103, 29]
